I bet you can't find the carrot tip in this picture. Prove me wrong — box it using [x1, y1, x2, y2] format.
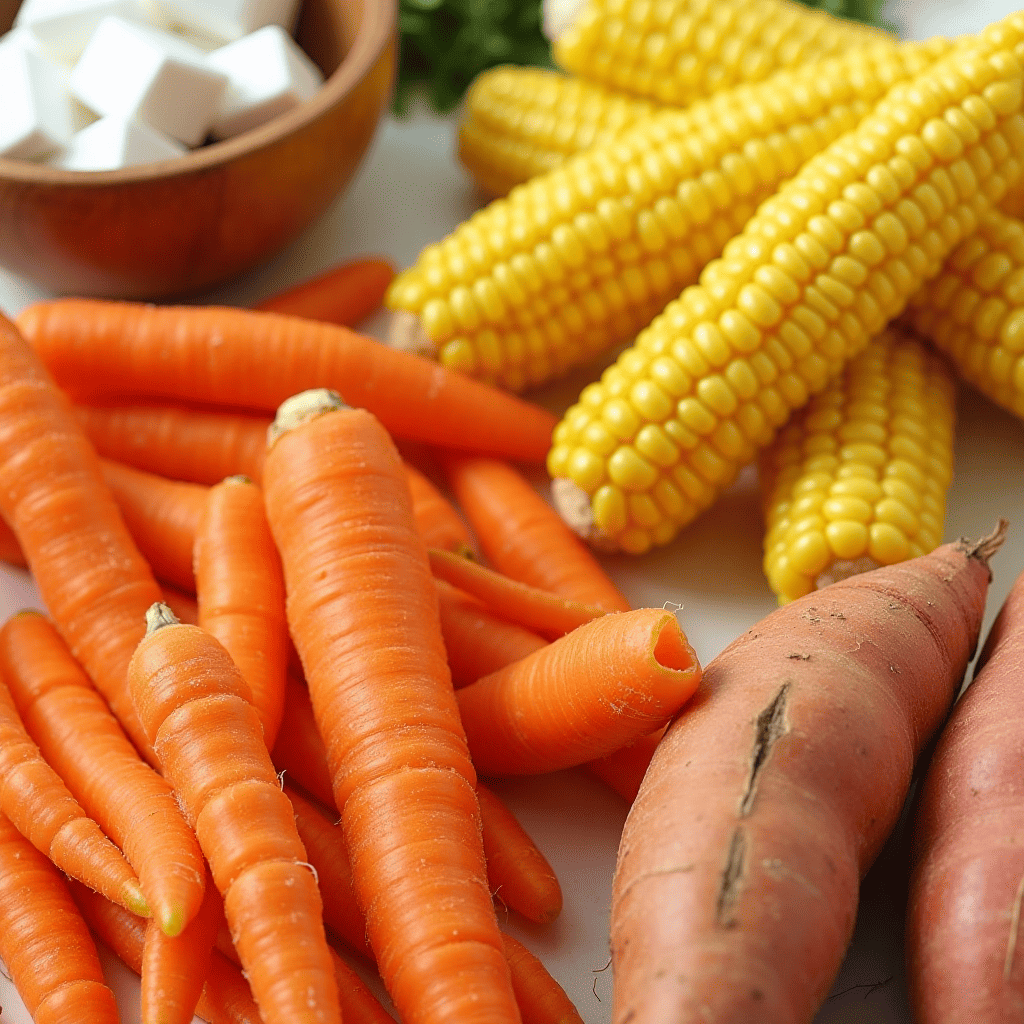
[160, 904, 186, 937]
[125, 884, 151, 919]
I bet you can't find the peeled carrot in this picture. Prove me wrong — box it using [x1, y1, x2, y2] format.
[404, 459, 477, 556]
[0, 811, 120, 1024]
[0, 309, 162, 755]
[610, 528, 1004, 1024]
[18, 298, 558, 462]
[0, 670, 146, 915]
[194, 475, 289, 748]
[501, 933, 584, 1024]
[75, 401, 269, 485]
[262, 389, 520, 1024]
[101, 458, 208, 593]
[255, 255, 397, 326]
[906, 562, 1024, 1022]
[0, 610, 207, 938]
[129, 603, 341, 1024]
[442, 454, 630, 611]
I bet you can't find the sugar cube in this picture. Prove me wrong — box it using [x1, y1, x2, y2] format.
[14, 0, 161, 64]
[0, 43, 78, 159]
[157, 0, 302, 45]
[53, 113, 187, 169]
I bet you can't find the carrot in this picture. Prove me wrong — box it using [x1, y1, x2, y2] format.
[255, 255, 397, 326]
[905, 561, 1024, 1022]
[442, 454, 630, 611]
[194, 475, 289, 748]
[500, 933, 584, 1024]
[609, 527, 1004, 1024]
[18, 298, 558, 462]
[0, 511, 25, 567]
[435, 578, 548, 687]
[404, 459, 477, 556]
[0, 309, 162, 755]
[0, 811, 120, 1024]
[262, 389, 520, 1024]
[428, 547, 607, 639]
[272, 672, 336, 806]
[0, 667, 146, 915]
[129, 602, 341, 1024]
[585, 727, 665, 804]
[477, 781, 562, 925]
[457, 608, 700, 776]
[0, 610, 207, 938]
[101, 458, 208, 593]
[70, 882, 264, 1024]
[75, 401, 269, 485]
[160, 583, 199, 625]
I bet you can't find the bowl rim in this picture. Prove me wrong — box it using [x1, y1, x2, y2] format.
[0, 0, 398, 187]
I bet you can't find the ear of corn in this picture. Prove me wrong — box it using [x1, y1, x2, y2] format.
[547, 26, 1024, 554]
[759, 326, 957, 604]
[546, 0, 895, 107]
[904, 206, 1024, 419]
[388, 40, 951, 392]
[458, 66, 662, 198]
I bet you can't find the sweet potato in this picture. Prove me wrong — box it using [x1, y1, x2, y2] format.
[609, 528, 1004, 1024]
[906, 560, 1024, 1022]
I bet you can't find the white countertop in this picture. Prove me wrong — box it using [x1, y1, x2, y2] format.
[2, 2, 1024, 1021]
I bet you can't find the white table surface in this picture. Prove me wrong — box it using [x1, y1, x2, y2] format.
[2, 3, 1024, 1022]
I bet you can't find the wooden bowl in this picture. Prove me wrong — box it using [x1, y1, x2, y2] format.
[0, 0, 398, 299]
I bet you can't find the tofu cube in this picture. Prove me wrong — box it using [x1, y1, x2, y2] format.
[70, 15, 228, 146]
[157, 0, 302, 45]
[0, 43, 78, 160]
[207, 24, 323, 140]
[52, 113, 187, 170]
[14, 0, 162, 64]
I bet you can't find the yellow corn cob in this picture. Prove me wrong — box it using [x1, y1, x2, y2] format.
[759, 326, 957, 604]
[459, 66, 662, 197]
[388, 40, 951, 392]
[905, 205, 1024, 418]
[545, 0, 895, 107]
[547, 25, 1024, 554]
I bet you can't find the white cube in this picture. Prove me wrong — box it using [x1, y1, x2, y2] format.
[156, 0, 302, 44]
[14, 0, 162, 64]
[52, 113, 187, 169]
[0, 43, 78, 160]
[70, 16, 228, 146]
[207, 24, 323, 140]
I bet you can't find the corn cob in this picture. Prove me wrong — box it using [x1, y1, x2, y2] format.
[544, 0, 895, 108]
[459, 65, 662, 197]
[904, 205, 1024, 418]
[388, 40, 951, 392]
[547, 25, 1024, 554]
[760, 326, 957, 604]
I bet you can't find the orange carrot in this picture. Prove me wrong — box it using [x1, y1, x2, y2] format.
[457, 608, 701, 776]
[477, 781, 562, 925]
[0, 610, 207, 938]
[160, 583, 199, 625]
[0, 512, 25, 567]
[194, 475, 289, 748]
[100, 458, 208, 593]
[0, 668, 146, 915]
[434, 578, 548, 687]
[272, 672, 336, 806]
[0, 811, 120, 1024]
[501, 933, 585, 1024]
[429, 547, 607, 639]
[19, 298, 558, 462]
[129, 603, 341, 1024]
[256, 255, 397, 326]
[404, 460, 477, 556]
[70, 882, 264, 1024]
[0, 310, 162, 756]
[442, 454, 631, 611]
[262, 389, 520, 1024]
[75, 401, 269, 485]
[585, 728, 665, 804]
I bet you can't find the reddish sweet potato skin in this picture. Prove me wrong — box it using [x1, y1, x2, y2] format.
[610, 535, 997, 1024]
[906, 565, 1024, 1023]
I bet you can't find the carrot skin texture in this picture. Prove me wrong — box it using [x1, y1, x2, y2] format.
[906, 564, 1024, 1022]
[19, 299, 558, 462]
[0, 611, 206, 938]
[272, 672, 336, 806]
[457, 608, 701, 776]
[262, 400, 521, 1024]
[585, 728, 664, 803]
[256, 255, 397, 326]
[610, 534, 999, 1024]
[404, 460, 477, 556]
[0, 811, 120, 1024]
[501, 933, 584, 1024]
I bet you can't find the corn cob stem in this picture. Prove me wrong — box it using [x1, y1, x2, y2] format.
[759, 326, 957, 604]
[544, 0, 895, 107]
[388, 40, 951, 391]
[547, 22, 1024, 554]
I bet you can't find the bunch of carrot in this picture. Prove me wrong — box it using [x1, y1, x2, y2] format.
[0, 255, 709, 1024]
